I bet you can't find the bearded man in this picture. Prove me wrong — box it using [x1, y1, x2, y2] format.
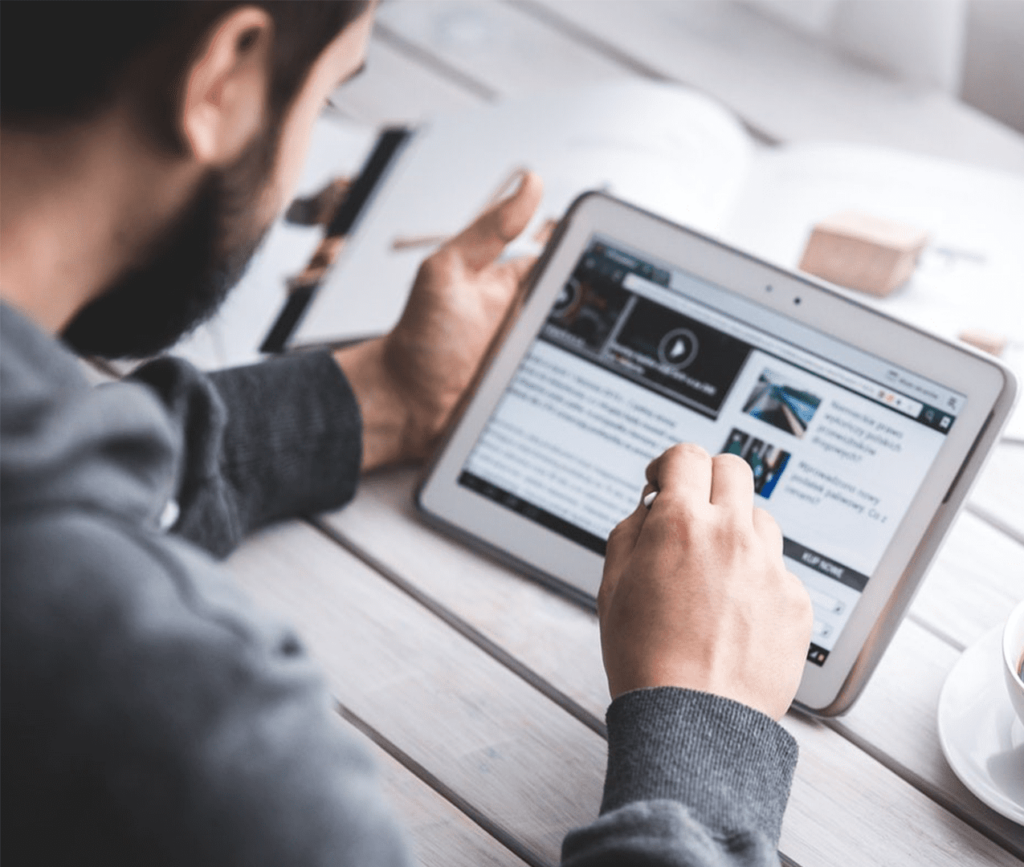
[1, 2, 812, 864]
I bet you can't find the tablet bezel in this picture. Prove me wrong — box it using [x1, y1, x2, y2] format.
[417, 192, 1017, 715]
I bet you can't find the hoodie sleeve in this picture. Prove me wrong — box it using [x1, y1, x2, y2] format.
[131, 351, 362, 557]
[562, 688, 798, 867]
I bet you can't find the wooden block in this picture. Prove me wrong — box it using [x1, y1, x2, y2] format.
[958, 328, 1007, 357]
[799, 211, 929, 296]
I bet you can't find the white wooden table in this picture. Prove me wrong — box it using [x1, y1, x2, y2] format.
[208, 3, 1024, 864]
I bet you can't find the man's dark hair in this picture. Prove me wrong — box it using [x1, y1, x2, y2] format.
[1, 1, 370, 147]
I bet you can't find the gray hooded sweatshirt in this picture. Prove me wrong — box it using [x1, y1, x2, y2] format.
[1, 302, 797, 865]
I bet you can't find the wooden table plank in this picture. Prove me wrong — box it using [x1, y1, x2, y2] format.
[969, 443, 1024, 547]
[321, 467, 608, 715]
[316, 469, 1017, 865]
[835, 619, 1024, 856]
[518, 0, 1024, 172]
[910, 509, 1024, 650]
[782, 712, 1020, 867]
[231, 521, 606, 866]
[345, 717, 530, 867]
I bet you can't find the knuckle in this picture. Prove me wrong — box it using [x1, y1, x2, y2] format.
[752, 506, 781, 534]
[668, 442, 710, 462]
[657, 494, 700, 529]
[714, 452, 750, 474]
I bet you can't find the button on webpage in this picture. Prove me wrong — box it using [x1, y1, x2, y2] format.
[658, 328, 699, 369]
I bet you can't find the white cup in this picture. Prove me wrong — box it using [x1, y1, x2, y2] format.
[1002, 597, 1024, 728]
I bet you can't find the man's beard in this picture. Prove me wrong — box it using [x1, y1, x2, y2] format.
[62, 131, 277, 360]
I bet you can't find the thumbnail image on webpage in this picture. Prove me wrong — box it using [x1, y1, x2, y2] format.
[460, 238, 957, 665]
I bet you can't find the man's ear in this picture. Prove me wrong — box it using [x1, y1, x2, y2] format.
[180, 7, 273, 165]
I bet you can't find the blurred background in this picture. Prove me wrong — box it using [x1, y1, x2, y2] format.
[747, 0, 1023, 133]
[174, 0, 1024, 374]
[333, 0, 1024, 152]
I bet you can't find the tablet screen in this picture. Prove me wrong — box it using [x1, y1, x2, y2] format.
[458, 237, 965, 665]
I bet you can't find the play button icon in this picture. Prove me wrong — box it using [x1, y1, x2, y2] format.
[657, 328, 699, 369]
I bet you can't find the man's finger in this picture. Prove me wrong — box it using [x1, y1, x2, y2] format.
[709, 453, 755, 511]
[646, 443, 713, 508]
[445, 171, 543, 273]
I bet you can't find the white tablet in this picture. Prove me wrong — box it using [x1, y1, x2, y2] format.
[417, 193, 1017, 716]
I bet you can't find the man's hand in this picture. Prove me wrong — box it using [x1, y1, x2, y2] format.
[598, 443, 813, 720]
[335, 171, 543, 471]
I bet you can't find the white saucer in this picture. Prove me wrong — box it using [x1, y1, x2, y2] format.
[938, 625, 1024, 825]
